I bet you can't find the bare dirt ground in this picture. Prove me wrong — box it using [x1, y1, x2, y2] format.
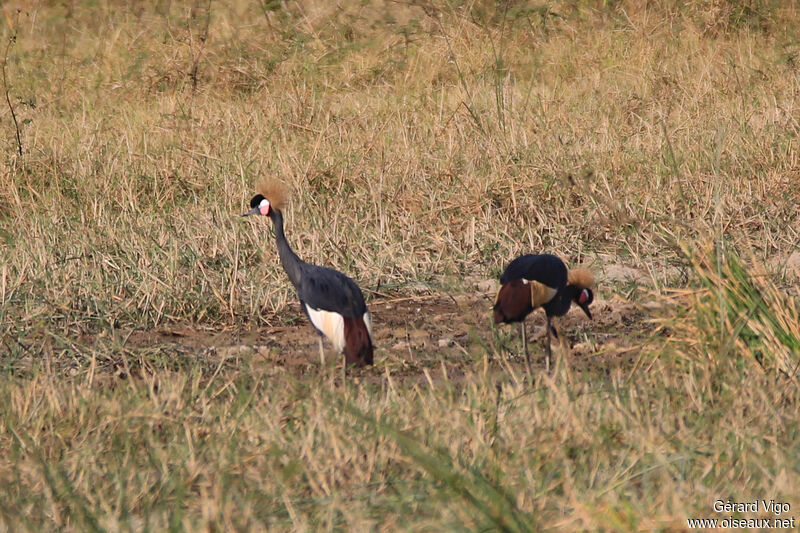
[118, 283, 653, 386]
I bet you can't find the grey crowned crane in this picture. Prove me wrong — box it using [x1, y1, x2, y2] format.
[492, 254, 594, 375]
[241, 181, 373, 368]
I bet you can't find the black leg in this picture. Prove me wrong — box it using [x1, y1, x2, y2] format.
[545, 315, 553, 374]
[520, 322, 533, 380]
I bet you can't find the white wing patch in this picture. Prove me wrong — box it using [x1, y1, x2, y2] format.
[363, 312, 373, 340]
[524, 279, 558, 308]
[305, 305, 345, 353]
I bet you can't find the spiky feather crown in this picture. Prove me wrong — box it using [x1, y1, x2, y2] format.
[567, 267, 594, 289]
[256, 179, 289, 211]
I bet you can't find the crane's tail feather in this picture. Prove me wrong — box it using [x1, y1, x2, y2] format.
[344, 315, 373, 367]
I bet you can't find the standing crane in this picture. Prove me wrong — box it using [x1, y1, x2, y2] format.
[492, 254, 594, 375]
[241, 181, 374, 368]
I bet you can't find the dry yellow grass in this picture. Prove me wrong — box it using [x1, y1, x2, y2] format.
[0, 0, 799, 530]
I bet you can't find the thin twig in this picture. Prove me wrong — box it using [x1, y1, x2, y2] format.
[2, 10, 22, 156]
[189, 0, 212, 95]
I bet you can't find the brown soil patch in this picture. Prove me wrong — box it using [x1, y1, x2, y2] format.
[117, 288, 652, 385]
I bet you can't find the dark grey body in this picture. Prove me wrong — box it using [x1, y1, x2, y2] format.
[494, 253, 593, 375]
[271, 209, 368, 319]
[498, 254, 580, 319]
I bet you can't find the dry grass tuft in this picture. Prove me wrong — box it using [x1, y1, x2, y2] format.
[663, 242, 800, 378]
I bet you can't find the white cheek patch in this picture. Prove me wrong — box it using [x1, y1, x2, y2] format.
[305, 305, 345, 353]
[259, 199, 271, 216]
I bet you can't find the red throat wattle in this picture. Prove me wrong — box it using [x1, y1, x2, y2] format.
[578, 289, 589, 304]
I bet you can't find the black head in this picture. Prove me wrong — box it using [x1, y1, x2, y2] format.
[241, 194, 271, 217]
[250, 194, 265, 209]
[574, 287, 594, 319]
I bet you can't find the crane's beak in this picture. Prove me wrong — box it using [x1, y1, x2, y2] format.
[240, 207, 261, 217]
[578, 302, 592, 320]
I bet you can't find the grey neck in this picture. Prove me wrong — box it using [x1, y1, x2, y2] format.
[270, 209, 304, 288]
